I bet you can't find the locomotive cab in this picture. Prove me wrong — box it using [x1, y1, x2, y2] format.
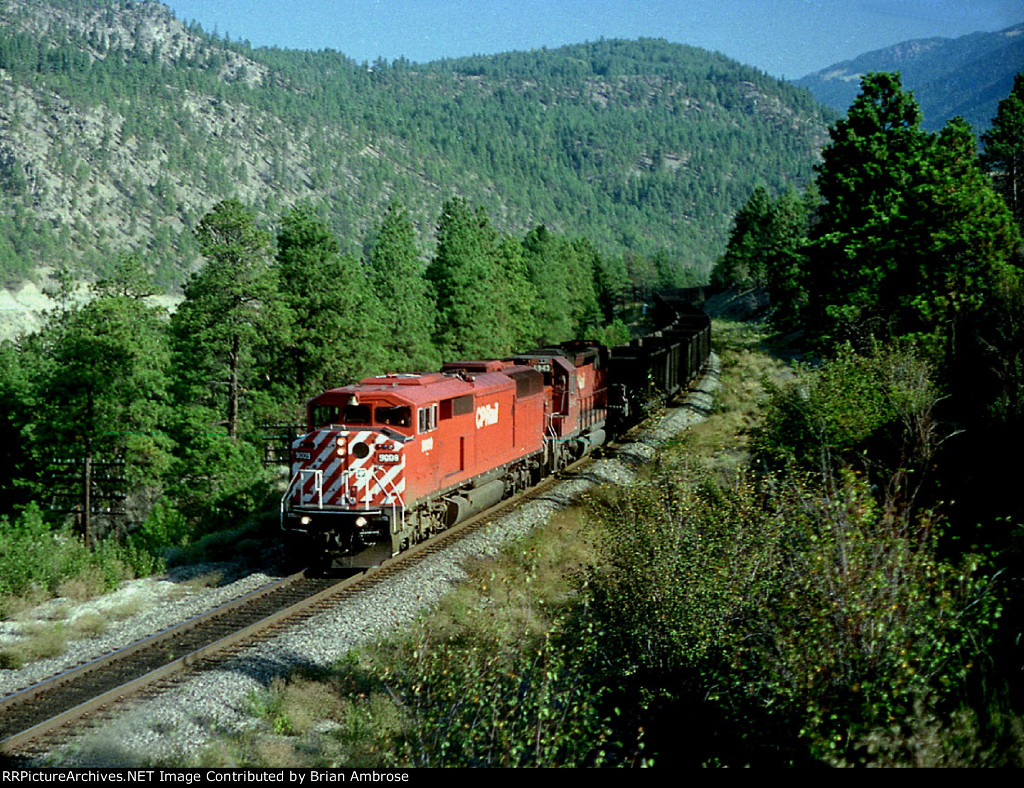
[283, 385, 418, 569]
[511, 341, 609, 461]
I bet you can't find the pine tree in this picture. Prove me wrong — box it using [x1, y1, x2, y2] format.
[276, 204, 386, 408]
[710, 186, 774, 290]
[366, 201, 439, 372]
[806, 73, 931, 344]
[981, 73, 1024, 234]
[35, 288, 172, 544]
[172, 199, 282, 440]
[427, 198, 506, 359]
[522, 225, 575, 343]
[494, 232, 540, 350]
[804, 73, 1020, 353]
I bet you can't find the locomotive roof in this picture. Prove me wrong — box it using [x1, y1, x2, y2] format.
[316, 366, 537, 407]
[511, 341, 602, 367]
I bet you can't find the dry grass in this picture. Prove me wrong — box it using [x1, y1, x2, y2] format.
[273, 677, 347, 736]
[69, 612, 108, 639]
[105, 597, 146, 621]
[0, 586, 52, 622]
[0, 622, 67, 668]
[683, 319, 796, 481]
[55, 570, 111, 603]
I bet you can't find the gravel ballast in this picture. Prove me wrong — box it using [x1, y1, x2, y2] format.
[22, 356, 719, 767]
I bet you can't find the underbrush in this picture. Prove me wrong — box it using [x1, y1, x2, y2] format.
[190, 508, 622, 768]
[0, 499, 280, 672]
[0, 504, 139, 621]
[129, 321, 1024, 766]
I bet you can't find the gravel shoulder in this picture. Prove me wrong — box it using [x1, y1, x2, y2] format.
[24, 355, 720, 767]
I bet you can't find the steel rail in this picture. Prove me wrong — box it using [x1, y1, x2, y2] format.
[0, 462, 576, 757]
[0, 364, 714, 758]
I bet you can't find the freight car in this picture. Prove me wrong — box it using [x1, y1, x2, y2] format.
[280, 296, 710, 570]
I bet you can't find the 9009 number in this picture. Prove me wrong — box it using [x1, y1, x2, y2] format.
[294, 451, 311, 460]
[378, 452, 400, 463]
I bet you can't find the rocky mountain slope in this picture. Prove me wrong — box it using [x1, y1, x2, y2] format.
[0, 0, 833, 301]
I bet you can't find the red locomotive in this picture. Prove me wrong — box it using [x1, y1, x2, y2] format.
[281, 298, 710, 569]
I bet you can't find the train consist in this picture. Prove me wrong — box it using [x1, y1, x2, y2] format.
[280, 296, 711, 569]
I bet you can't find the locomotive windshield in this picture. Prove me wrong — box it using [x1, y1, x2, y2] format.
[342, 403, 371, 424]
[310, 402, 413, 430]
[310, 402, 371, 427]
[310, 404, 339, 428]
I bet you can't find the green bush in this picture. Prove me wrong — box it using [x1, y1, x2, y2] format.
[0, 503, 137, 612]
[585, 396, 1001, 765]
[753, 343, 940, 486]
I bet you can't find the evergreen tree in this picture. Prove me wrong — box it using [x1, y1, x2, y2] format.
[902, 118, 1020, 351]
[522, 225, 575, 343]
[711, 187, 810, 329]
[593, 250, 631, 324]
[805, 73, 1020, 352]
[762, 189, 812, 332]
[806, 73, 930, 344]
[276, 204, 386, 409]
[494, 232, 540, 350]
[520, 226, 603, 343]
[35, 290, 172, 544]
[981, 73, 1024, 234]
[0, 339, 38, 518]
[427, 198, 507, 359]
[566, 237, 604, 334]
[710, 187, 774, 290]
[92, 252, 162, 300]
[366, 201, 439, 372]
[171, 199, 282, 440]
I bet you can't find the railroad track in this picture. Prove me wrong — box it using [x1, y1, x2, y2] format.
[0, 461, 581, 759]
[0, 358, 718, 762]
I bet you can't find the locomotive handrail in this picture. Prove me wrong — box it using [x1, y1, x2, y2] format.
[368, 467, 407, 537]
[279, 469, 324, 529]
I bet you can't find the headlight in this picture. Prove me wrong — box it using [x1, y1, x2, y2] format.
[300, 516, 312, 525]
[355, 516, 368, 528]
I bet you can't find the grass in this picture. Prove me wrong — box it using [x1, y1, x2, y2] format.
[55, 570, 114, 604]
[106, 597, 146, 621]
[0, 623, 68, 669]
[69, 612, 108, 639]
[683, 319, 795, 480]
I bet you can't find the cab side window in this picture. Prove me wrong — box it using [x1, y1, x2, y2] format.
[418, 404, 438, 433]
[377, 406, 412, 428]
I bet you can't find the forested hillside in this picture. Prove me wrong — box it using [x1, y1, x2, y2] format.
[0, 0, 831, 293]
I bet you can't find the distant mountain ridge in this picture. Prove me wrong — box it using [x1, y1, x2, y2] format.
[793, 23, 1024, 131]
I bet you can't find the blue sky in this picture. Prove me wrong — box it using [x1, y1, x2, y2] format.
[162, 0, 1023, 78]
